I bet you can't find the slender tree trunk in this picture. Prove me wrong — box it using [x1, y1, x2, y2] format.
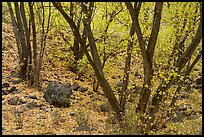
[29, 2, 38, 85]
[20, 2, 33, 84]
[14, 2, 28, 80]
[7, 2, 22, 63]
[119, 21, 135, 114]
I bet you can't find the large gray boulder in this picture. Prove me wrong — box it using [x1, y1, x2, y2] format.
[43, 82, 72, 107]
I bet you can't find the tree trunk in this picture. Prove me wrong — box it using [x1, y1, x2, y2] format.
[29, 2, 38, 84]
[14, 2, 28, 80]
[7, 2, 22, 63]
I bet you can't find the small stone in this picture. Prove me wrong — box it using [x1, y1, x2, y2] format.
[71, 82, 80, 91]
[26, 102, 39, 109]
[188, 113, 199, 120]
[7, 86, 17, 93]
[8, 98, 19, 105]
[28, 95, 38, 99]
[70, 112, 75, 116]
[175, 111, 187, 121]
[11, 78, 23, 84]
[76, 125, 91, 131]
[2, 82, 10, 88]
[78, 87, 88, 93]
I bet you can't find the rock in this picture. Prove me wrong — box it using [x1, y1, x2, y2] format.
[70, 112, 75, 116]
[188, 112, 199, 120]
[7, 86, 17, 93]
[28, 95, 38, 99]
[43, 82, 72, 108]
[26, 102, 39, 109]
[11, 78, 23, 84]
[2, 82, 10, 88]
[78, 87, 88, 93]
[8, 98, 25, 105]
[8, 98, 18, 105]
[173, 103, 194, 122]
[71, 82, 80, 91]
[173, 111, 187, 122]
[76, 125, 91, 131]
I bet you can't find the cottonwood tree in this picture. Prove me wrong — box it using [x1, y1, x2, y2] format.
[7, 2, 32, 81]
[7, 2, 51, 88]
[53, 2, 134, 120]
[126, 2, 202, 133]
